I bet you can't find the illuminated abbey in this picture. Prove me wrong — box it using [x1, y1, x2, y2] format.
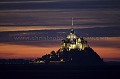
[60, 29, 89, 52]
[33, 18, 103, 64]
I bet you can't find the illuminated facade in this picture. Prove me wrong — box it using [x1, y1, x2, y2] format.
[60, 29, 89, 51]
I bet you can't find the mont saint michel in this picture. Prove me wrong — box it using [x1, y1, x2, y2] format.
[34, 29, 103, 65]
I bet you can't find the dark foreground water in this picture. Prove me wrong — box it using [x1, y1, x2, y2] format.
[0, 64, 120, 79]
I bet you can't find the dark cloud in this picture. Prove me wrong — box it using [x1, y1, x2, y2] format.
[0, 27, 120, 42]
[3, 40, 60, 47]
[0, 0, 120, 27]
[88, 38, 120, 49]
[0, 9, 120, 26]
[0, 0, 120, 10]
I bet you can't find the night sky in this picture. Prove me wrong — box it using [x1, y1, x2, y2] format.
[0, 0, 120, 61]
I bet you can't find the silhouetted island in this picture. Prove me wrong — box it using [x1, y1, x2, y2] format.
[34, 29, 103, 65]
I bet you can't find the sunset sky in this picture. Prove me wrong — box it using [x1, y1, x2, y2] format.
[0, 0, 120, 61]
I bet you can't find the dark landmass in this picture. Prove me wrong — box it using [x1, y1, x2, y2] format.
[0, 63, 120, 79]
[35, 48, 103, 65]
[0, 59, 120, 79]
[0, 58, 120, 79]
[0, 59, 31, 64]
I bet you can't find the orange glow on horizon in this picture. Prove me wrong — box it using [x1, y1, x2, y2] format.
[0, 43, 59, 59]
[92, 46, 120, 59]
[0, 43, 120, 61]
